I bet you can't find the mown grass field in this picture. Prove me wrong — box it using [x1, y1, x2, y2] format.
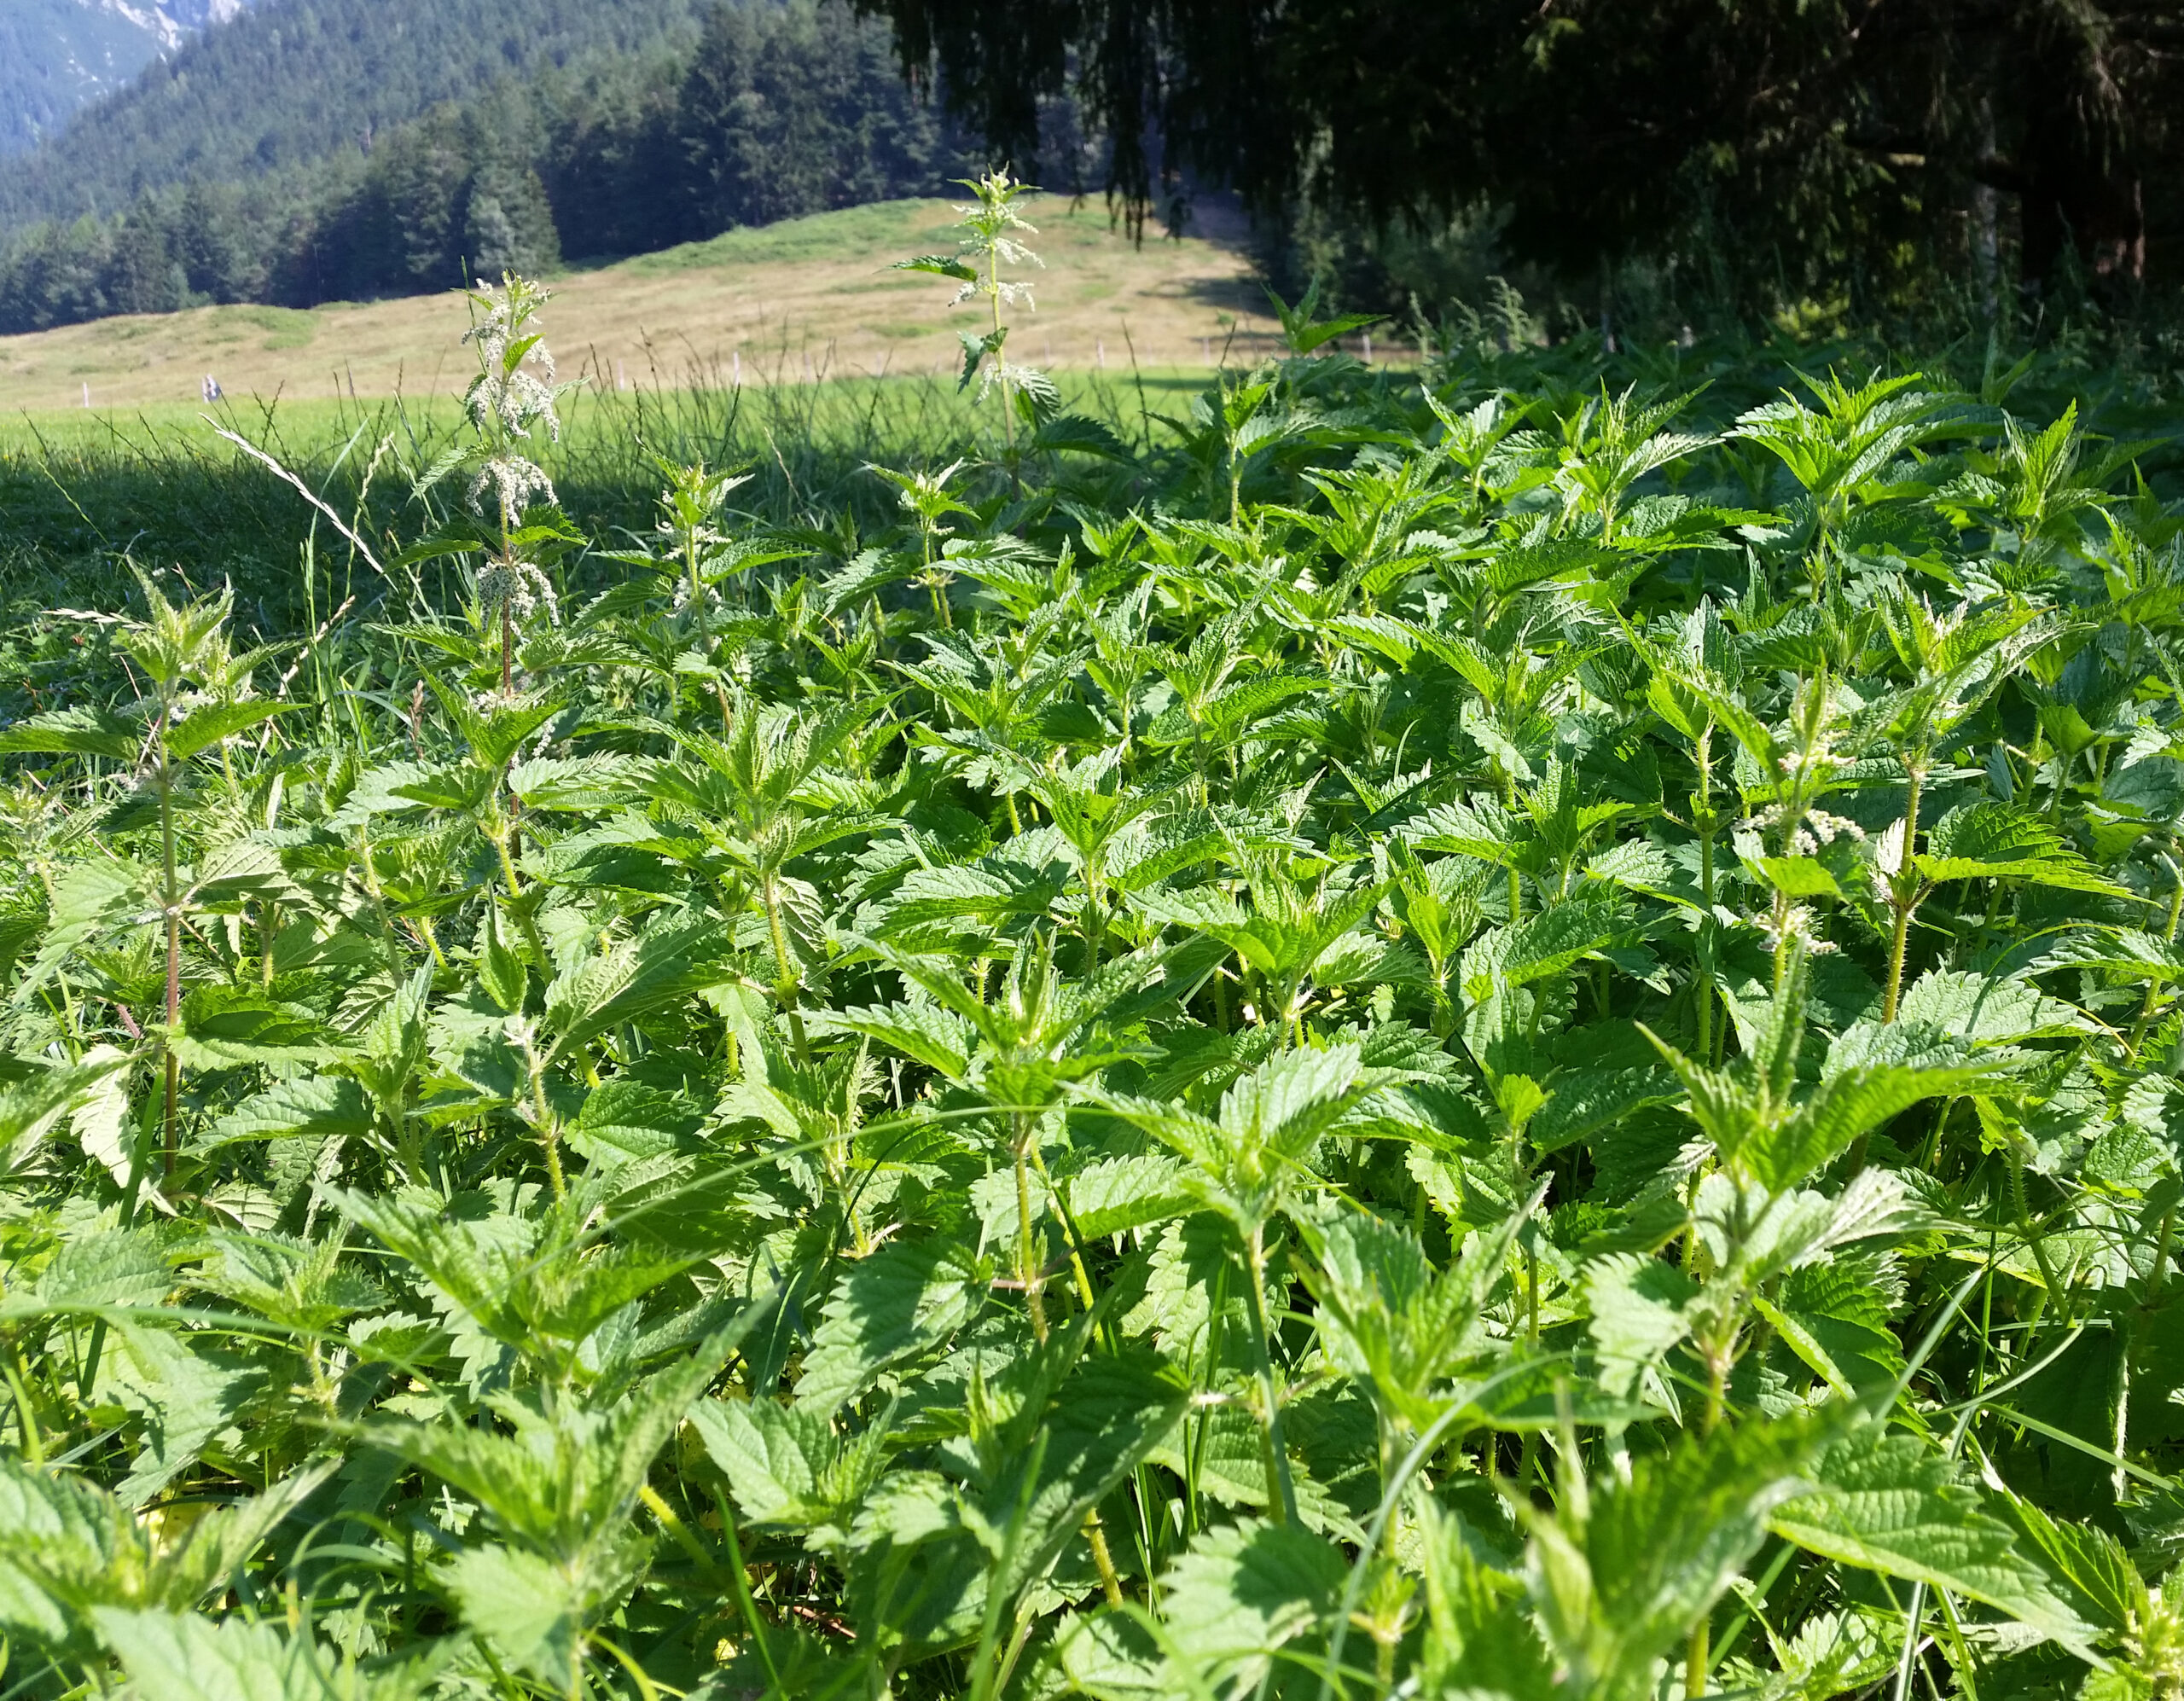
[0, 197, 1275, 412]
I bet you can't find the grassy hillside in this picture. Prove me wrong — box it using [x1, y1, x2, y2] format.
[0, 197, 1281, 411]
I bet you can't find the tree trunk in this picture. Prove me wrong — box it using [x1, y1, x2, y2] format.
[2013, 3, 2145, 294]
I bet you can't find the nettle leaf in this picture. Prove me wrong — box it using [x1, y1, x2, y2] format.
[0, 1050, 137, 1173]
[1745, 852, 1841, 902]
[1989, 1485, 2145, 1641]
[566, 1078, 703, 1167]
[507, 752, 639, 811]
[1417, 1499, 1554, 1697]
[0, 705, 143, 761]
[0, 1463, 126, 1646]
[1220, 1042, 1366, 1150]
[990, 1347, 1188, 1597]
[2036, 928, 2184, 984]
[1156, 1520, 1345, 1694]
[1531, 1063, 1681, 1153]
[867, 857, 1064, 938]
[477, 899, 526, 1014]
[170, 987, 345, 1071]
[1062, 1153, 1194, 1239]
[1585, 1251, 1698, 1397]
[688, 1396, 859, 1531]
[1123, 1213, 1254, 1363]
[23, 1226, 172, 1312]
[894, 253, 979, 282]
[795, 1241, 992, 1414]
[1758, 1257, 1904, 1398]
[94, 1607, 408, 1701]
[163, 700, 299, 761]
[541, 914, 734, 1056]
[107, 1324, 267, 1506]
[1536, 1419, 1821, 1695]
[1407, 793, 1525, 865]
[1460, 896, 1622, 1002]
[1894, 968, 2091, 1041]
[1142, 671, 1328, 746]
[1033, 413, 1132, 460]
[809, 1001, 975, 1081]
[16, 857, 146, 996]
[1769, 1430, 2100, 1652]
[443, 1541, 642, 1686]
[1740, 1054, 1989, 1192]
[1915, 801, 2122, 892]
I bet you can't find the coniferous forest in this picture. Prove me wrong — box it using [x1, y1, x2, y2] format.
[0, 0, 1010, 335]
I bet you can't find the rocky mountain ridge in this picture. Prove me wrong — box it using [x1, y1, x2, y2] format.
[0, 0, 251, 154]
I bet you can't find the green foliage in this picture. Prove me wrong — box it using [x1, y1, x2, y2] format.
[0, 0, 990, 333]
[876, 0, 2182, 317]
[0, 285, 2181, 1701]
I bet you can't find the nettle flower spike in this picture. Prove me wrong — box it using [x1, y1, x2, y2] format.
[892, 168, 1052, 456]
[462, 274, 562, 441]
[477, 558, 560, 627]
[461, 274, 562, 526]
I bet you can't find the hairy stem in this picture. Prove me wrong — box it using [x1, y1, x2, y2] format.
[1085, 1512, 1124, 1607]
[1241, 1222, 1298, 1524]
[159, 705, 181, 1181]
[1882, 757, 1926, 1024]
[1015, 1124, 1048, 1343]
[2129, 878, 2184, 1058]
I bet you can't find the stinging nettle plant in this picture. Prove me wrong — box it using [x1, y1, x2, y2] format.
[413, 272, 584, 696]
[0, 291, 2179, 1701]
[897, 169, 1059, 465]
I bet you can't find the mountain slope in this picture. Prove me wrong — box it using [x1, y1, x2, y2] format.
[0, 0, 247, 155]
[0, 0, 703, 230]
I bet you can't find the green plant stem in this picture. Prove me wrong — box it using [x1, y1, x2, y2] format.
[1240, 1222, 1298, 1524]
[2, 1351, 43, 1465]
[499, 572, 515, 695]
[712, 1489, 787, 1700]
[760, 874, 810, 1062]
[1029, 1142, 1100, 1315]
[1882, 757, 1926, 1024]
[1500, 767, 1522, 924]
[641, 1482, 717, 1577]
[1683, 1325, 1729, 1697]
[494, 831, 525, 903]
[1084, 1512, 1124, 1607]
[1014, 1121, 1048, 1343]
[1696, 730, 1716, 1063]
[158, 709, 181, 1182]
[529, 1061, 566, 1201]
[2129, 879, 2184, 1057]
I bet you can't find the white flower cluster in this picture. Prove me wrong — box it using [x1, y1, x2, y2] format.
[462, 290, 561, 439]
[461, 280, 561, 524]
[479, 559, 560, 626]
[1745, 803, 1868, 858]
[1751, 901, 1842, 955]
[467, 364, 561, 443]
[1774, 741, 1849, 787]
[469, 453, 557, 521]
[670, 576, 718, 616]
[160, 682, 258, 726]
